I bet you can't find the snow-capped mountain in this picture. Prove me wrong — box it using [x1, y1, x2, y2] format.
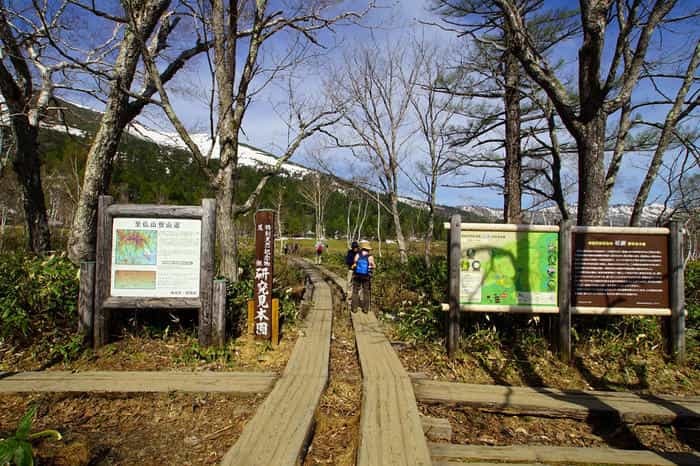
[459, 203, 669, 226]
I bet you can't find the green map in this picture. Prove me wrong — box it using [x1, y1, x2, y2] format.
[114, 229, 158, 265]
[460, 231, 558, 306]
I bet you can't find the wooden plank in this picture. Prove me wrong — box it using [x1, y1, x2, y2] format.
[558, 219, 573, 362]
[420, 415, 452, 442]
[444, 223, 560, 232]
[106, 204, 203, 218]
[572, 225, 670, 235]
[0, 371, 276, 394]
[352, 310, 432, 466]
[669, 221, 686, 364]
[412, 379, 700, 425]
[429, 443, 700, 465]
[78, 261, 96, 344]
[572, 306, 672, 316]
[212, 280, 227, 346]
[199, 198, 216, 346]
[221, 259, 332, 466]
[448, 214, 461, 357]
[101, 297, 201, 309]
[94, 195, 114, 349]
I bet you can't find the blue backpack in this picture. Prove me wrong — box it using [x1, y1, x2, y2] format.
[355, 255, 370, 276]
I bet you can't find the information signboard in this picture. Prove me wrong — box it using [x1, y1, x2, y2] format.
[254, 210, 275, 339]
[460, 229, 558, 306]
[110, 218, 202, 298]
[572, 232, 669, 308]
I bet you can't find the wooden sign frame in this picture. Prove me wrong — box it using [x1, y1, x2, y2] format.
[86, 195, 217, 348]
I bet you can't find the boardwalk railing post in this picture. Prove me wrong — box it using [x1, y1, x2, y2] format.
[199, 198, 217, 346]
[78, 261, 96, 346]
[558, 219, 573, 363]
[448, 214, 461, 358]
[212, 279, 227, 346]
[669, 221, 686, 364]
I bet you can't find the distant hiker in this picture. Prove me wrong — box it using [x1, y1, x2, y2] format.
[293, 243, 299, 255]
[345, 241, 360, 299]
[315, 241, 324, 264]
[351, 240, 376, 313]
[283, 243, 289, 255]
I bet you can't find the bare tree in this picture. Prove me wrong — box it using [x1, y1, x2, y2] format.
[493, 0, 695, 225]
[299, 173, 331, 243]
[327, 40, 423, 263]
[136, 0, 368, 279]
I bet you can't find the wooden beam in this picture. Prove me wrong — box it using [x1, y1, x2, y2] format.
[447, 214, 461, 358]
[443, 222, 559, 232]
[558, 219, 573, 363]
[106, 204, 203, 218]
[669, 221, 686, 364]
[212, 280, 227, 346]
[101, 297, 201, 309]
[94, 195, 114, 349]
[198, 198, 216, 346]
[78, 261, 96, 345]
[572, 307, 672, 316]
[572, 225, 670, 235]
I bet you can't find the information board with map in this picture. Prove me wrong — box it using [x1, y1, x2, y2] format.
[460, 230, 558, 306]
[110, 217, 202, 297]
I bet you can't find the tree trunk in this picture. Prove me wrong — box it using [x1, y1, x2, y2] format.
[389, 192, 407, 263]
[575, 112, 608, 226]
[503, 25, 522, 224]
[217, 161, 237, 280]
[12, 124, 51, 253]
[67, 0, 170, 263]
[424, 204, 434, 266]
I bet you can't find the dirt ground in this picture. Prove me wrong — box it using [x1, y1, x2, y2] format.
[303, 288, 361, 466]
[0, 392, 265, 465]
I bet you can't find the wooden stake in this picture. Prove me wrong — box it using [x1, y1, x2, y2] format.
[78, 261, 96, 345]
[198, 198, 216, 346]
[272, 298, 280, 347]
[558, 219, 573, 363]
[669, 221, 686, 364]
[94, 195, 114, 349]
[447, 214, 461, 358]
[212, 280, 227, 346]
[247, 299, 255, 335]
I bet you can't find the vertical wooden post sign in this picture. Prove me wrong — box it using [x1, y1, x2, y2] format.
[254, 210, 275, 340]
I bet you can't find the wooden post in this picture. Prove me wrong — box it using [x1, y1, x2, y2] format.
[94, 195, 114, 349]
[669, 221, 686, 364]
[447, 214, 461, 358]
[198, 198, 216, 346]
[272, 298, 280, 347]
[212, 280, 227, 346]
[247, 299, 255, 335]
[78, 261, 96, 345]
[558, 219, 573, 363]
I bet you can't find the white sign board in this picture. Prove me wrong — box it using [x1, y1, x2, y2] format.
[110, 218, 201, 298]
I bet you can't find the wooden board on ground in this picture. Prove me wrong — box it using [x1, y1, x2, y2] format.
[0, 371, 276, 394]
[429, 443, 700, 465]
[220, 260, 332, 466]
[411, 379, 700, 425]
[352, 310, 432, 466]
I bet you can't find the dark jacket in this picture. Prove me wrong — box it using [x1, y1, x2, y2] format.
[345, 248, 357, 269]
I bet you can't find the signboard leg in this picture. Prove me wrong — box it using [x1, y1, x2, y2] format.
[198, 199, 217, 346]
[94, 195, 114, 349]
[558, 220, 573, 363]
[669, 221, 686, 364]
[447, 214, 461, 358]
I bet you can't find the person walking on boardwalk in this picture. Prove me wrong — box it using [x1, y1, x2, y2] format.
[351, 240, 376, 313]
[345, 240, 360, 302]
[315, 240, 324, 264]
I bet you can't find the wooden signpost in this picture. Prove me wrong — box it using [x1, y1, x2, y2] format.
[78, 196, 221, 348]
[253, 209, 279, 345]
[445, 216, 687, 363]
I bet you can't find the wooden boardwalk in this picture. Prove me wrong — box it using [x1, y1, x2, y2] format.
[412, 378, 700, 425]
[352, 312, 432, 465]
[0, 371, 276, 394]
[430, 442, 700, 465]
[220, 259, 332, 466]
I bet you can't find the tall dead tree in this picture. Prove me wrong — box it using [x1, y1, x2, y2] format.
[494, 0, 684, 225]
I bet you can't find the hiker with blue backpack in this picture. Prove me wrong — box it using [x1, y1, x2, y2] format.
[345, 241, 360, 299]
[351, 240, 376, 313]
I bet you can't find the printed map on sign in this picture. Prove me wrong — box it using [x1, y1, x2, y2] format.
[460, 230, 558, 306]
[114, 229, 157, 265]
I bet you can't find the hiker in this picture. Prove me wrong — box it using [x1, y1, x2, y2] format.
[351, 240, 376, 313]
[315, 241, 324, 264]
[345, 241, 360, 298]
